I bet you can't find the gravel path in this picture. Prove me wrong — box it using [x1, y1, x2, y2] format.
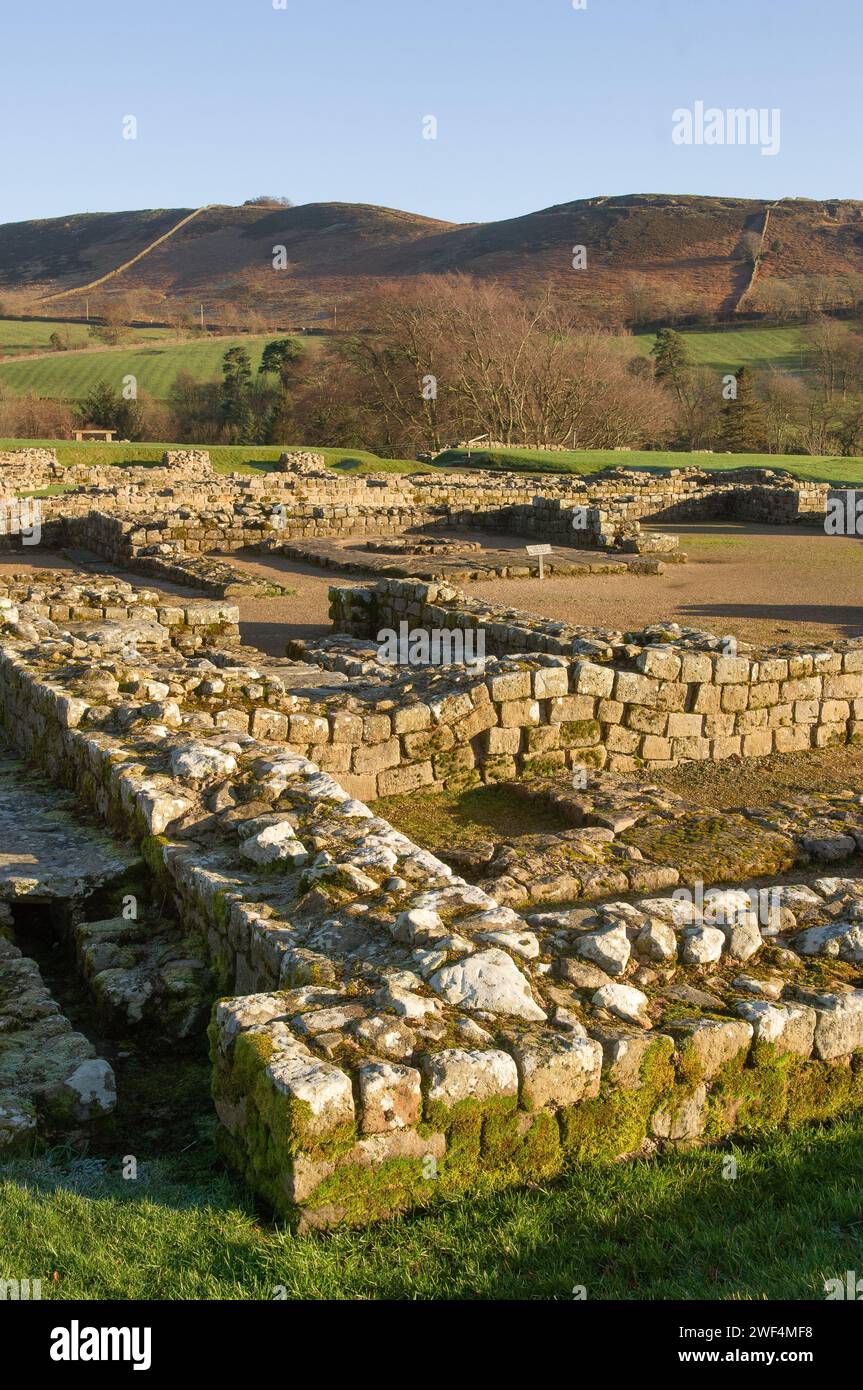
[226, 553, 355, 654]
[229, 522, 863, 653]
[468, 523, 863, 647]
[4, 521, 861, 658]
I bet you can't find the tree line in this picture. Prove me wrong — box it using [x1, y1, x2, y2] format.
[2, 275, 863, 457]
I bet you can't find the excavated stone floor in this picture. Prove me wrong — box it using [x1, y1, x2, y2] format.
[0, 747, 135, 901]
[261, 529, 674, 582]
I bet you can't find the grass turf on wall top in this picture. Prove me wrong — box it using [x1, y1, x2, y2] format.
[428, 447, 863, 486]
[4, 438, 863, 485]
[0, 439, 420, 474]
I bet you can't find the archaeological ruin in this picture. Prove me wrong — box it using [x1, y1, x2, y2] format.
[2, 445, 863, 1230]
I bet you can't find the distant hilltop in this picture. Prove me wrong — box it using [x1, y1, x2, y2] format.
[2, 193, 862, 327]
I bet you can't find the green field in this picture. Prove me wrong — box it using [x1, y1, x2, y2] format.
[0, 318, 175, 356]
[630, 324, 813, 375]
[0, 333, 291, 401]
[0, 321, 826, 403]
[1, 1110, 861, 1300]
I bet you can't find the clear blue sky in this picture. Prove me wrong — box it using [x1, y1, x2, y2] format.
[2, 0, 860, 226]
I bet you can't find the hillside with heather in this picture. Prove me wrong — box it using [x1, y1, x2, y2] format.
[3, 194, 863, 327]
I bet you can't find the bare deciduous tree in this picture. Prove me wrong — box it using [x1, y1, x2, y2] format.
[342, 276, 673, 455]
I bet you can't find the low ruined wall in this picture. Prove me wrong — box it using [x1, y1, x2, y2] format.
[0, 651, 270, 995]
[0, 578, 233, 626]
[0, 447, 61, 493]
[0, 461, 834, 578]
[325, 579, 863, 786]
[276, 450, 328, 474]
[2, 599, 863, 1229]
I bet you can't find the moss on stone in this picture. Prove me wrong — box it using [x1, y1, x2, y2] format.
[212, 891, 232, 935]
[221, 1029, 357, 1173]
[482, 756, 518, 783]
[558, 720, 601, 747]
[423, 1093, 516, 1165]
[432, 747, 472, 779]
[620, 814, 795, 882]
[675, 1040, 706, 1094]
[487, 1107, 562, 1177]
[704, 1043, 790, 1138]
[294, 1103, 567, 1229]
[296, 1154, 435, 1228]
[141, 834, 171, 890]
[558, 1038, 675, 1162]
[521, 754, 567, 777]
[785, 1049, 863, 1126]
[443, 770, 482, 794]
[405, 729, 455, 760]
[578, 746, 608, 770]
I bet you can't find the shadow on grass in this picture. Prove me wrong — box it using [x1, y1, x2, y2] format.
[2, 1115, 863, 1299]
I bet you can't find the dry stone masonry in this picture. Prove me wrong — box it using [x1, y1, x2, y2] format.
[319, 577, 863, 793]
[0, 448, 844, 586]
[1, 448, 862, 1226]
[0, 747, 139, 1148]
[0, 561, 862, 1226]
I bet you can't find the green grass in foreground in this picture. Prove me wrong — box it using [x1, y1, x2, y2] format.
[1, 1113, 862, 1299]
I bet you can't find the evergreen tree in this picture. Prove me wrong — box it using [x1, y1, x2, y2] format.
[220, 346, 254, 441]
[720, 367, 767, 451]
[650, 328, 691, 400]
[259, 337, 302, 383]
[77, 378, 144, 440]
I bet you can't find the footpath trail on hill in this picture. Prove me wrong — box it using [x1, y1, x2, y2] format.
[40, 206, 214, 304]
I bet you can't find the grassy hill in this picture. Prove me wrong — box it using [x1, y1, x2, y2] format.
[2, 194, 863, 325]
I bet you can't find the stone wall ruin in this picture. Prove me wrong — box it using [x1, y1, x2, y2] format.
[1, 449, 862, 1228]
